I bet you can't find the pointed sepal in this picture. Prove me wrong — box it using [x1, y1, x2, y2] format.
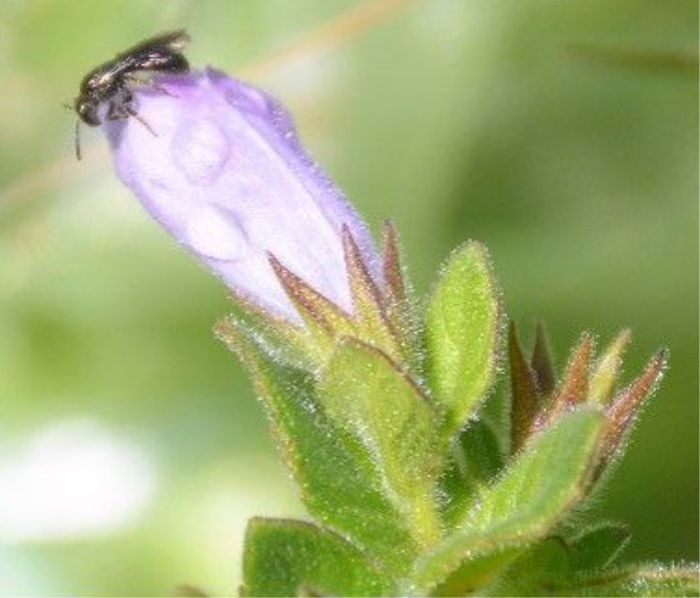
[381, 220, 408, 307]
[509, 321, 540, 454]
[381, 221, 422, 370]
[539, 332, 594, 428]
[341, 226, 403, 361]
[268, 253, 357, 358]
[599, 348, 669, 467]
[589, 329, 632, 405]
[531, 320, 556, 396]
[556, 332, 594, 408]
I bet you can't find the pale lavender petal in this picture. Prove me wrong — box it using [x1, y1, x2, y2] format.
[102, 68, 378, 321]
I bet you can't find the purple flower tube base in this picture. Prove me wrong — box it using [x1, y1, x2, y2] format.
[103, 68, 379, 322]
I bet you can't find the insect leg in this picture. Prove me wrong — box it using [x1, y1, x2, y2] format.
[107, 100, 130, 120]
[125, 105, 158, 137]
[151, 83, 178, 97]
[123, 73, 178, 98]
[106, 89, 158, 136]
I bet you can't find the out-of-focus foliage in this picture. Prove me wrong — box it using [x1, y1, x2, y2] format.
[0, 0, 696, 595]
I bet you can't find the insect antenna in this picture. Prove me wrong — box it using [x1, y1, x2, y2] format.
[74, 119, 82, 161]
[62, 102, 82, 160]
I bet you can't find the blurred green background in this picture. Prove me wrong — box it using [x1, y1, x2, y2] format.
[0, 0, 697, 595]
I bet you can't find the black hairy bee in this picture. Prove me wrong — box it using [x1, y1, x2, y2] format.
[73, 30, 191, 159]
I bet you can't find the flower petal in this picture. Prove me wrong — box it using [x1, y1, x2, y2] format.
[102, 68, 378, 321]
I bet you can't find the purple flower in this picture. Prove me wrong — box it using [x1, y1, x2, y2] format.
[102, 68, 379, 322]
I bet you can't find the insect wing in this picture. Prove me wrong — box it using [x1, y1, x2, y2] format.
[159, 30, 190, 52]
[118, 30, 190, 60]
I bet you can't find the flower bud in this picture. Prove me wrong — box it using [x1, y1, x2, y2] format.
[103, 68, 378, 321]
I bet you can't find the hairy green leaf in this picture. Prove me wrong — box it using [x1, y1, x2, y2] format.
[410, 409, 603, 595]
[560, 563, 700, 597]
[439, 419, 504, 527]
[241, 518, 391, 597]
[464, 408, 602, 535]
[219, 323, 419, 576]
[487, 537, 571, 596]
[425, 242, 503, 437]
[568, 522, 631, 571]
[217, 292, 311, 370]
[318, 338, 443, 550]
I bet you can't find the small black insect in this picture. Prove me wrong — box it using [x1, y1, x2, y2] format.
[73, 30, 191, 159]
